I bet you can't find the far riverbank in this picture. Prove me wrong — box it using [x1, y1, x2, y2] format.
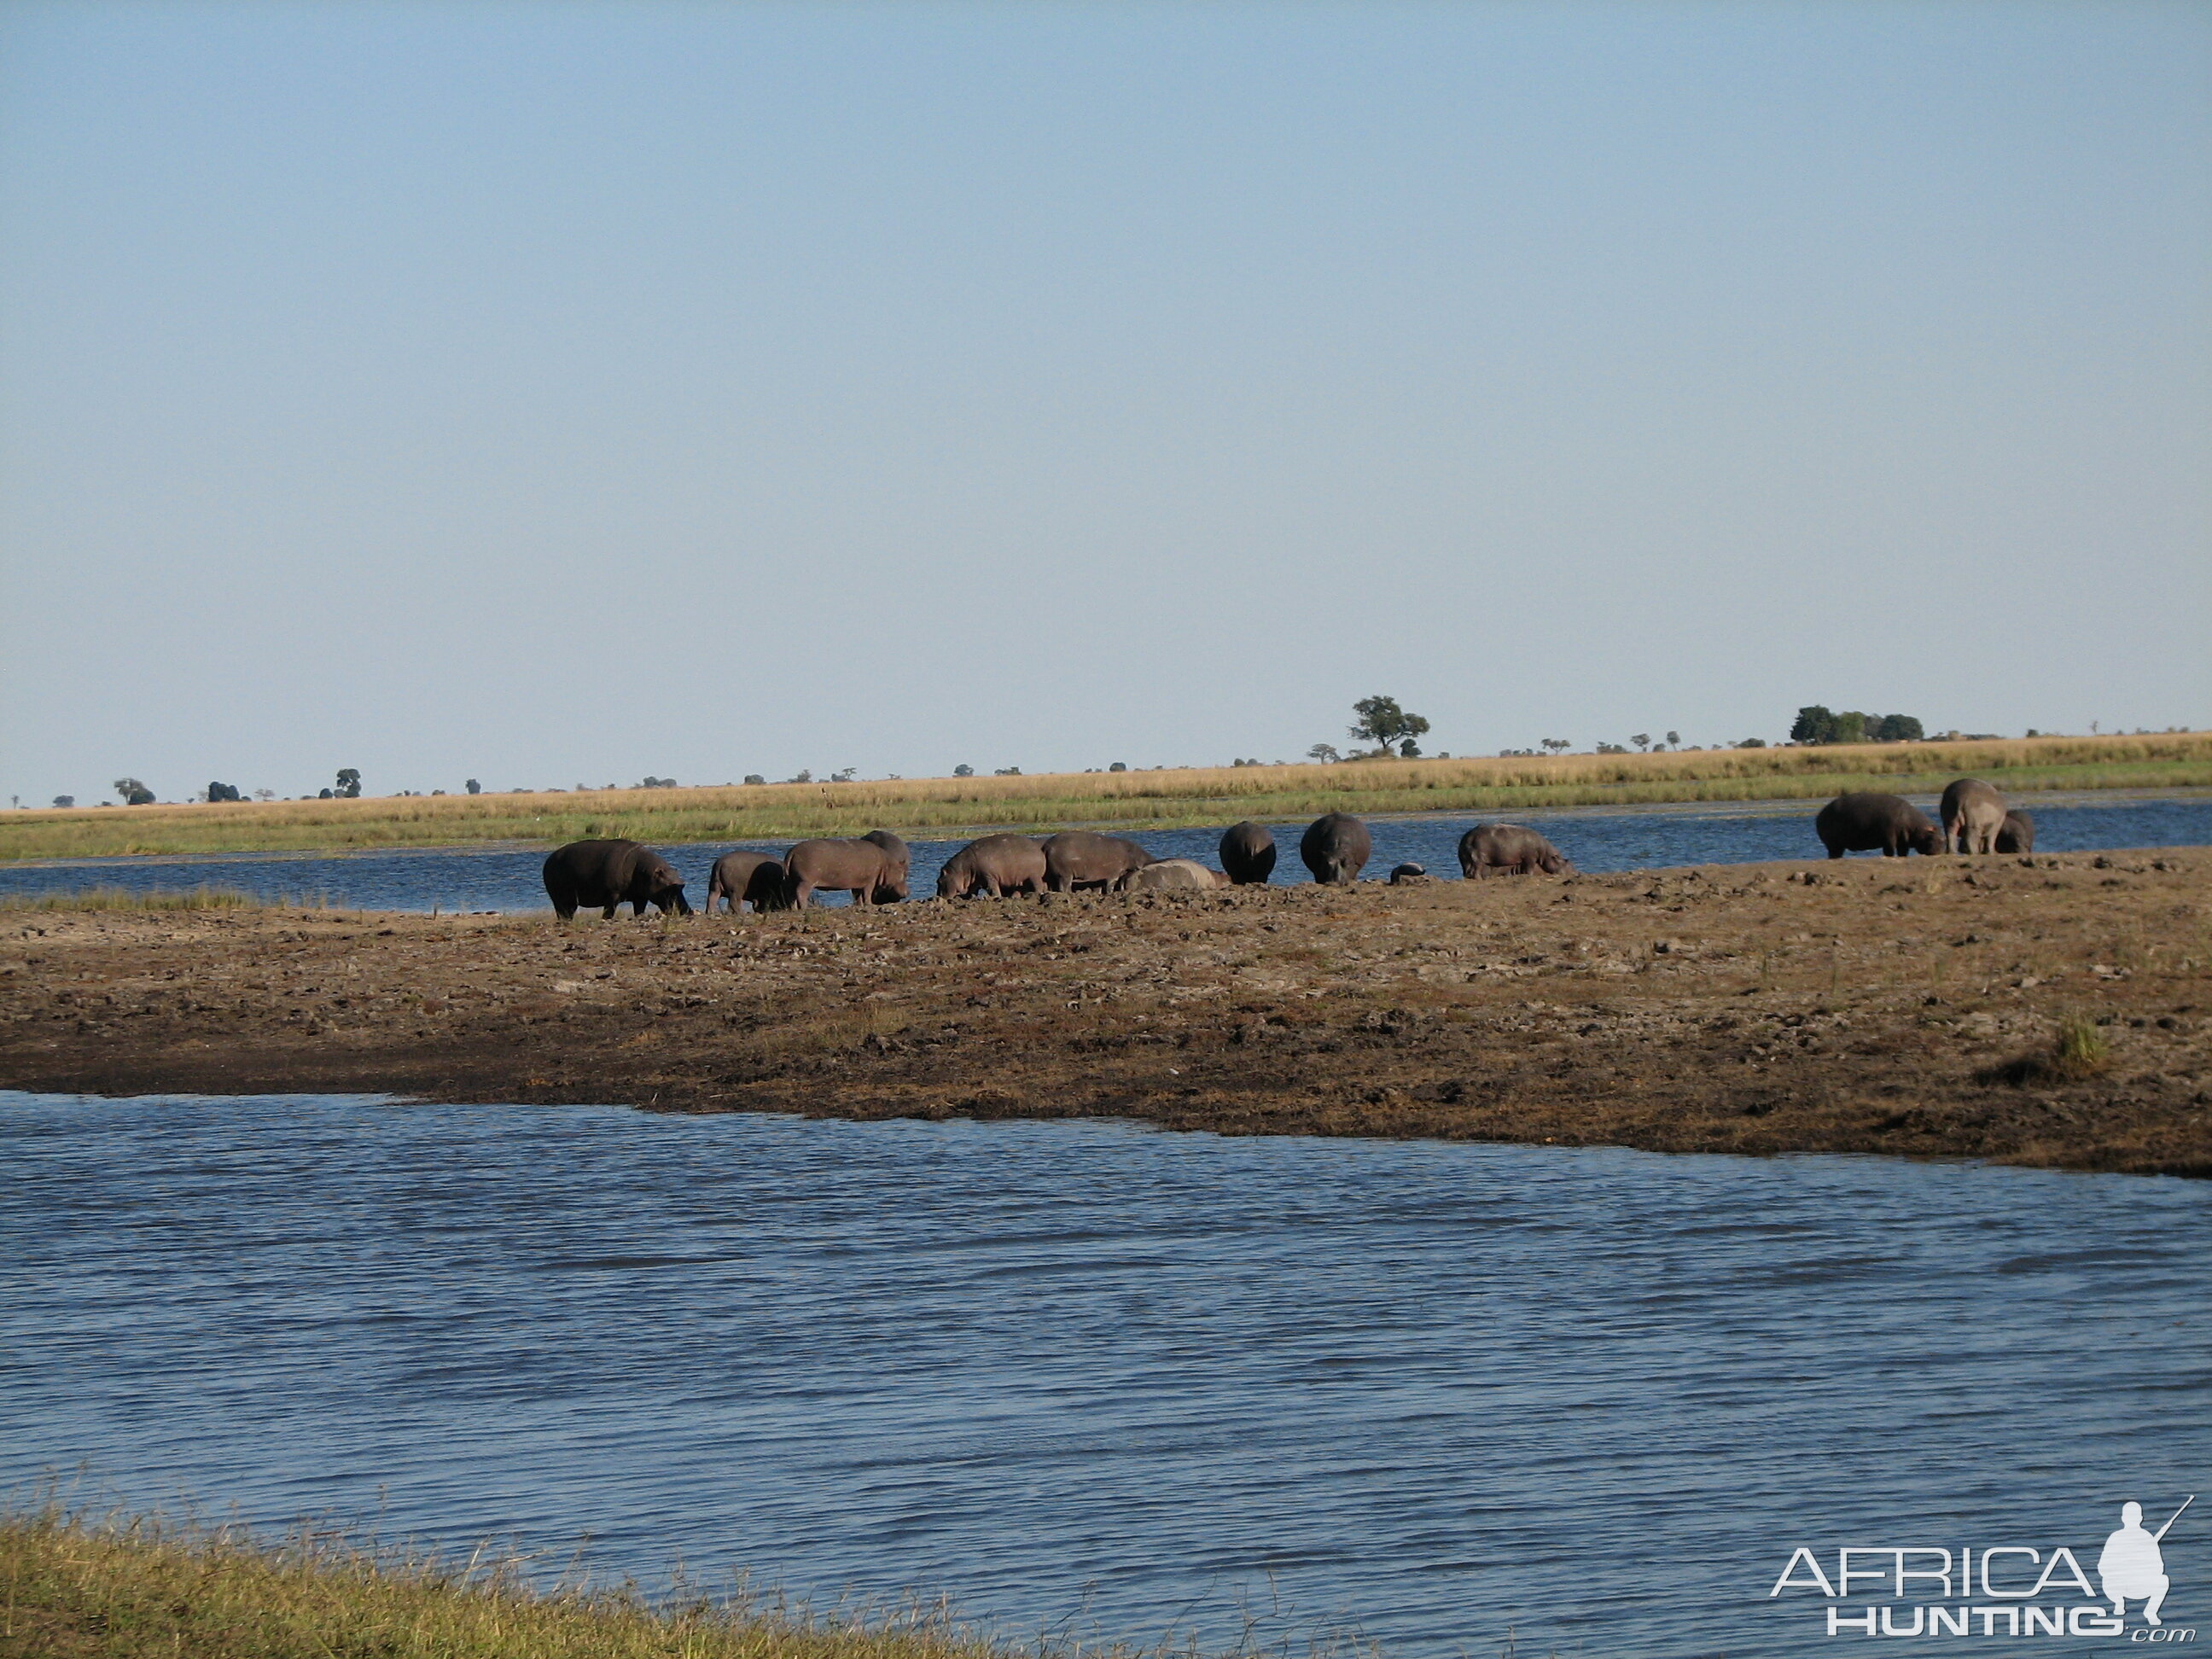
[6, 732, 2208, 862]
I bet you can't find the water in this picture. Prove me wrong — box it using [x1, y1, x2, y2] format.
[3, 793, 2209, 914]
[4, 1093, 2205, 1656]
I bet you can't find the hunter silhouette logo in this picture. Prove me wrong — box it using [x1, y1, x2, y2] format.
[1769, 1494, 2196, 1640]
[2104, 1498, 2190, 1627]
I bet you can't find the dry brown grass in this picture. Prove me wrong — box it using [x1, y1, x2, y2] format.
[7, 732, 2208, 863]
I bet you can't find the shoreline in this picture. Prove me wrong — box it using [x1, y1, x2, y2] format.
[5, 847, 2207, 1178]
[1, 782, 2207, 876]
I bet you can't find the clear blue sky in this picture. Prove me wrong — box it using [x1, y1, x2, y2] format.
[3, 2, 2206, 802]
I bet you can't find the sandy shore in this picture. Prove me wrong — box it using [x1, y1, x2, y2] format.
[4, 848, 2207, 1176]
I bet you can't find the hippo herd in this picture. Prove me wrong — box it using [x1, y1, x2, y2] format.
[1814, 777, 2034, 860]
[540, 775, 2035, 918]
[538, 814, 1580, 917]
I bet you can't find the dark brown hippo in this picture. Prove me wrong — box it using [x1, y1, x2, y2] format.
[937, 834, 1047, 899]
[1219, 821, 1277, 885]
[1940, 777, 2007, 854]
[1996, 809, 2036, 853]
[543, 839, 693, 919]
[1299, 812, 1371, 885]
[1041, 830, 1155, 893]
[1814, 793, 1941, 859]
[1457, 824, 1573, 879]
[784, 834, 911, 907]
[704, 849, 789, 914]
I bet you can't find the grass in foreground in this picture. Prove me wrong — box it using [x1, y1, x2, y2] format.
[0, 885, 268, 912]
[0, 1501, 1026, 1659]
[4, 733, 2208, 863]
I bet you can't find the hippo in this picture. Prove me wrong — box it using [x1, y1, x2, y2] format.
[543, 839, 693, 920]
[1219, 821, 1278, 885]
[937, 834, 1047, 899]
[1041, 830, 1155, 893]
[1996, 809, 2036, 854]
[861, 829, 911, 887]
[1941, 777, 2007, 854]
[784, 834, 911, 907]
[1125, 858, 1227, 893]
[1814, 793, 1941, 859]
[704, 849, 788, 914]
[1299, 812, 1371, 885]
[1457, 824, 1574, 879]
[1388, 863, 1429, 885]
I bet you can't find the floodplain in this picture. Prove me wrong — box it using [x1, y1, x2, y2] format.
[8, 732, 2209, 862]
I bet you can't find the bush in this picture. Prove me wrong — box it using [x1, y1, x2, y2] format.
[51, 795, 73, 809]
[743, 774, 765, 786]
[953, 764, 974, 777]
[1109, 761, 1127, 772]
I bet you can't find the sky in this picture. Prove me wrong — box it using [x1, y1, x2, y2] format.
[3, 1, 2207, 803]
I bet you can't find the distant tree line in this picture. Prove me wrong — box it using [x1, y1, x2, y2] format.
[1790, 707, 1924, 745]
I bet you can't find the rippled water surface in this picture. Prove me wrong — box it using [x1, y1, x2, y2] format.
[4, 1095, 2206, 1656]
[3, 794, 2209, 913]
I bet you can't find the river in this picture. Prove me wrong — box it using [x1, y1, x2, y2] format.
[4, 1092, 2205, 1656]
[3, 792, 2209, 913]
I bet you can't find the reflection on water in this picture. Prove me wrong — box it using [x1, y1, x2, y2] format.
[3, 1094, 2206, 1657]
[3, 794, 2209, 914]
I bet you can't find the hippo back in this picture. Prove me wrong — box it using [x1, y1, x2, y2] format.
[1219, 821, 1278, 885]
[1126, 859, 1225, 893]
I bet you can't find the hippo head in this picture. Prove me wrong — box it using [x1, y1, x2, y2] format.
[1907, 824, 1941, 856]
[640, 856, 691, 914]
[934, 865, 964, 899]
[873, 876, 911, 904]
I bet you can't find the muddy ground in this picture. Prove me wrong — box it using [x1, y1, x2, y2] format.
[3, 849, 2208, 1176]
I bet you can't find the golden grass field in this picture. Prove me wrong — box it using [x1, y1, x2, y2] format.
[6, 733, 2208, 862]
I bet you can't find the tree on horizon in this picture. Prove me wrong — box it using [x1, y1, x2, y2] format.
[1348, 695, 1430, 757]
